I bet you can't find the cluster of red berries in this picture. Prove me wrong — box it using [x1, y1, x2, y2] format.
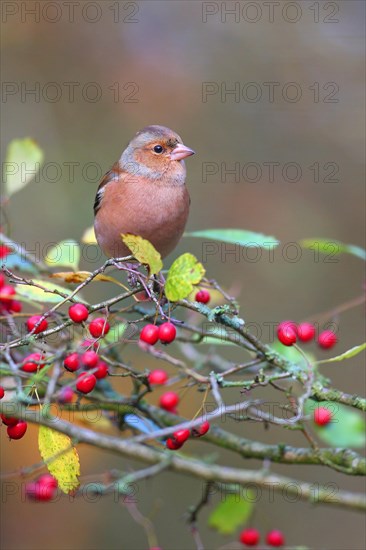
[64, 349, 109, 394]
[277, 320, 337, 349]
[0, 303, 111, 399]
[69, 304, 111, 339]
[140, 322, 176, 345]
[240, 528, 285, 547]
[156, 386, 210, 450]
[24, 305, 111, 340]
[166, 421, 210, 451]
[60, 306, 111, 394]
[1, 414, 28, 440]
[0, 273, 22, 314]
[26, 474, 58, 502]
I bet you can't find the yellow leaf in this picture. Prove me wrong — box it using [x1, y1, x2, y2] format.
[50, 271, 91, 283]
[165, 253, 205, 301]
[38, 425, 80, 494]
[81, 226, 98, 244]
[50, 271, 127, 289]
[121, 234, 163, 275]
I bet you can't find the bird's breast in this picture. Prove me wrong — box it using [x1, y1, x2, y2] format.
[94, 176, 190, 259]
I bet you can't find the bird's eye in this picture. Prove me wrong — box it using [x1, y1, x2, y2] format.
[153, 145, 163, 154]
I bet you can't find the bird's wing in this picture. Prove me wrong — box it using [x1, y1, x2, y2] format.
[93, 161, 123, 215]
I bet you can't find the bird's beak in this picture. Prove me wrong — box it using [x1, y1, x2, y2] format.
[170, 143, 195, 161]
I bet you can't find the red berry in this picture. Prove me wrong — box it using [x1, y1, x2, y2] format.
[140, 324, 159, 345]
[0, 273, 5, 289]
[63, 352, 80, 372]
[166, 438, 183, 450]
[89, 318, 110, 338]
[277, 321, 297, 346]
[195, 289, 210, 304]
[158, 322, 176, 344]
[69, 303, 89, 323]
[239, 528, 260, 546]
[0, 245, 12, 258]
[38, 473, 58, 489]
[27, 315, 48, 334]
[1, 414, 19, 426]
[21, 353, 45, 373]
[76, 372, 96, 394]
[0, 386, 4, 399]
[297, 322, 316, 342]
[266, 530, 285, 547]
[94, 361, 109, 379]
[159, 391, 179, 411]
[0, 285, 16, 303]
[280, 320, 298, 333]
[314, 406, 332, 426]
[148, 369, 168, 385]
[32, 484, 54, 501]
[191, 421, 210, 437]
[26, 474, 58, 501]
[58, 386, 74, 403]
[7, 421, 27, 440]
[9, 300, 22, 313]
[81, 350, 99, 368]
[172, 428, 190, 445]
[318, 330, 337, 349]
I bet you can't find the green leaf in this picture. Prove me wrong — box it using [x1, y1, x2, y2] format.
[185, 229, 279, 249]
[44, 240, 80, 271]
[22, 362, 55, 396]
[121, 234, 163, 275]
[200, 336, 235, 346]
[305, 400, 366, 448]
[165, 253, 205, 301]
[317, 342, 366, 364]
[4, 138, 44, 197]
[271, 342, 316, 368]
[299, 239, 366, 261]
[103, 323, 127, 345]
[208, 493, 254, 535]
[15, 279, 76, 303]
[38, 424, 80, 494]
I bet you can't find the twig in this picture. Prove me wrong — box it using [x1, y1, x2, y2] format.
[1, 407, 364, 512]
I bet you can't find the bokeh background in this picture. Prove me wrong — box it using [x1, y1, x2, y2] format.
[1, 1, 365, 549]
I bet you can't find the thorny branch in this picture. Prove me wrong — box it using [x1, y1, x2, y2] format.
[1, 256, 365, 516]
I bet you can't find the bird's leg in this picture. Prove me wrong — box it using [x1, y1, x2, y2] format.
[126, 264, 140, 288]
[110, 259, 142, 288]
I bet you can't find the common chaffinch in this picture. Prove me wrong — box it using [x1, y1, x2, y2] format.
[94, 125, 195, 259]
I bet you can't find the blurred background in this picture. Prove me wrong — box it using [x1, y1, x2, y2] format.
[1, 1, 365, 549]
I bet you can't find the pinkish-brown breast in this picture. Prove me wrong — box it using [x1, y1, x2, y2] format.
[94, 173, 190, 259]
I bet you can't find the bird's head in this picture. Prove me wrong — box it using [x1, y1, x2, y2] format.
[120, 125, 195, 184]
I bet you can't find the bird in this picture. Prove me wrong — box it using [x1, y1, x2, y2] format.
[94, 125, 195, 260]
